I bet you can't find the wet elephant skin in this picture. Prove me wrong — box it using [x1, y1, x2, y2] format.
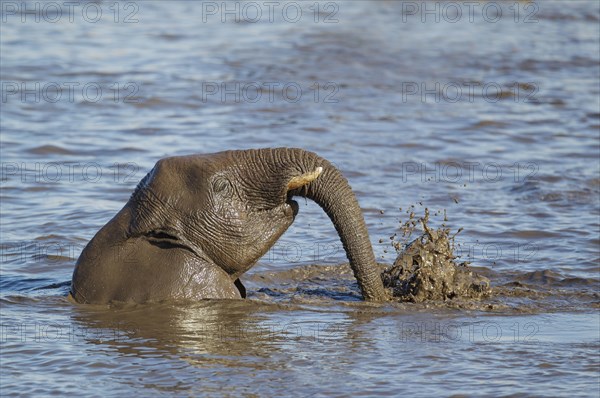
[70, 148, 388, 304]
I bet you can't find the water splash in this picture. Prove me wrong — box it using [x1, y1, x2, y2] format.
[382, 208, 491, 302]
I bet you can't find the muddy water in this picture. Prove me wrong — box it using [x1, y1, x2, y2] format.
[1, 1, 599, 396]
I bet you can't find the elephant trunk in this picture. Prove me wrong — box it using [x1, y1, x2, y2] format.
[274, 148, 388, 302]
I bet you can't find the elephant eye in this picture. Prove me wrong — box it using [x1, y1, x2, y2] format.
[212, 177, 232, 194]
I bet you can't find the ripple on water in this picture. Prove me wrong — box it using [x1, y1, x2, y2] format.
[26, 145, 75, 155]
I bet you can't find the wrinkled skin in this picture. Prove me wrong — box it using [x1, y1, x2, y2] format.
[71, 148, 388, 304]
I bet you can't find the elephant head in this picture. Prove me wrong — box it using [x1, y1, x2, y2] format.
[70, 148, 388, 304]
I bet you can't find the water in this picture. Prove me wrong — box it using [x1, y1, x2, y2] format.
[1, 1, 599, 396]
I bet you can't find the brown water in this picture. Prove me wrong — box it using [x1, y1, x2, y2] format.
[1, 1, 599, 396]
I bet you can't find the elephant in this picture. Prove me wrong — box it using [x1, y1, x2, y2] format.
[70, 148, 388, 304]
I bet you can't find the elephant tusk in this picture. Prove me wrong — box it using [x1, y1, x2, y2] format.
[287, 167, 323, 190]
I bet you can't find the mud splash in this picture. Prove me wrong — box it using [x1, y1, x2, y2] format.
[382, 208, 492, 302]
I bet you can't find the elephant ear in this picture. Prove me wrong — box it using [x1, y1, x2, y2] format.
[287, 167, 323, 190]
